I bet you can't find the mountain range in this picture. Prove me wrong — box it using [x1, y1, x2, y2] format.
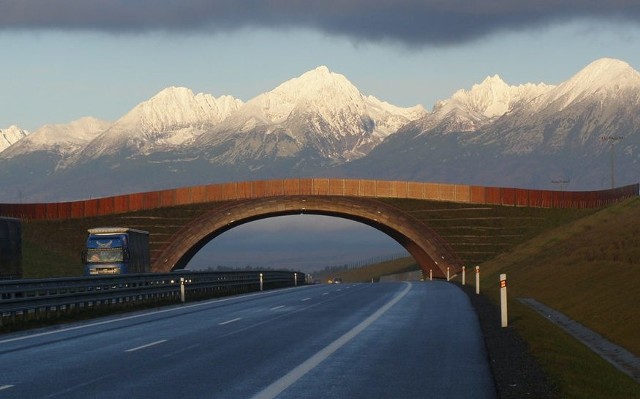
[1, 58, 638, 202]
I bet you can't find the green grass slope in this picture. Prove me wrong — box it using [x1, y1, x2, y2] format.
[479, 198, 640, 398]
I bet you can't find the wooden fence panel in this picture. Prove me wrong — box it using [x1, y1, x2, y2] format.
[514, 189, 529, 206]
[97, 197, 114, 216]
[469, 186, 485, 204]
[266, 180, 285, 196]
[359, 180, 376, 197]
[206, 184, 224, 201]
[407, 182, 424, 199]
[328, 179, 345, 195]
[283, 179, 300, 195]
[298, 179, 313, 195]
[143, 192, 161, 210]
[174, 187, 192, 205]
[376, 180, 394, 197]
[485, 187, 501, 205]
[344, 180, 360, 196]
[159, 189, 175, 207]
[190, 186, 207, 203]
[313, 179, 330, 195]
[83, 199, 99, 217]
[113, 195, 129, 213]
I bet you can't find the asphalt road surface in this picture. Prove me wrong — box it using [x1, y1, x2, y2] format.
[0, 281, 496, 398]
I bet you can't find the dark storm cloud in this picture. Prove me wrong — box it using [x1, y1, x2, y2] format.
[1, 0, 640, 45]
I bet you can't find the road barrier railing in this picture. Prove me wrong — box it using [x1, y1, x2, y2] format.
[0, 270, 302, 327]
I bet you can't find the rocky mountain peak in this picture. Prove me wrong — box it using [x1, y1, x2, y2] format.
[119, 86, 243, 131]
[0, 125, 29, 153]
[546, 58, 640, 109]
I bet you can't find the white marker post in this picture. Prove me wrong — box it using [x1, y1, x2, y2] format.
[180, 277, 186, 303]
[475, 266, 480, 295]
[500, 274, 508, 327]
[260, 273, 264, 291]
[294, 273, 298, 287]
[462, 266, 466, 285]
[446, 267, 450, 282]
[429, 269, 432, 281]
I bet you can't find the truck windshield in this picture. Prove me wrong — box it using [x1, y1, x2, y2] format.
[86, 248, 124, 263]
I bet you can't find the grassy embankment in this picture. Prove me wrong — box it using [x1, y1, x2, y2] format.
[478, 198, 640, 398]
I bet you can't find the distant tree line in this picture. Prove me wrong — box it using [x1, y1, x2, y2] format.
[310, 252, 407, 275]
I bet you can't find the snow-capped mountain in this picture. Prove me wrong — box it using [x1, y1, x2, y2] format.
[410, 74, 552, 135]
[484, 58, 640, 155]
[71, 87, 244, 163]
[195, 66, 425, 167]
[0, 117, 112, 202]
[341, 58, 640, 190]
[0, 125, 29, 153]
[1, 117, 111, 160]
[0, 58, 639, 202]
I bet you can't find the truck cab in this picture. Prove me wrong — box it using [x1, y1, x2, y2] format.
[83, 227, 149, 275]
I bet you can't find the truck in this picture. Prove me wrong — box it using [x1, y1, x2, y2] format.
[83, 227, 150, 275]
[0, 217, 22, 279]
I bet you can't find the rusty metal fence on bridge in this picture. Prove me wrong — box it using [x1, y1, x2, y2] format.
[1, 179, 638, 221]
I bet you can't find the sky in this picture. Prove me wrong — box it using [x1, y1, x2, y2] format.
[2, 1, 640, 271]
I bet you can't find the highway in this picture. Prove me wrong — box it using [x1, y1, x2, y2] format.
[0, 281, 496, 398]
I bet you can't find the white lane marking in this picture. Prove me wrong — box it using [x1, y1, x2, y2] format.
[270, 306, 285, 311]
[45, 376, 110, 398]
[219, 317, 242, 326]
[0, 286, 307, 345]
[322, 292, 329, 295]
[0, 385, 14, 391]
[301, 298, 311, 302]
[252, 282, 412, 399]
[124, 339, 167, 353]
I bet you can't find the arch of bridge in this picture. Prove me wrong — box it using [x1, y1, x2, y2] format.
[152, 196, 462, 278]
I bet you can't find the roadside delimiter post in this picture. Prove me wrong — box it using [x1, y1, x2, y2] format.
[500, 274, 508, 327]
[180, 277, 186, 303]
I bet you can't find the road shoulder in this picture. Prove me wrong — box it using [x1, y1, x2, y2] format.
[459, 284, 559, 399]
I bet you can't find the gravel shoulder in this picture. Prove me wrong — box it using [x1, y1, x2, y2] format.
[459, 283, 560, 399]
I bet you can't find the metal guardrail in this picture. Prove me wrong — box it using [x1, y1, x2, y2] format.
[0, 270, 303, 327]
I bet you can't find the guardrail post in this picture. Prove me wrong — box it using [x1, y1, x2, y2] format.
[475, 266, 480, 294]
[180, 277, 186, 303]
[260, 273, 264, 291]
[500, 274, 508, 327]
[462, 266, 466, 285]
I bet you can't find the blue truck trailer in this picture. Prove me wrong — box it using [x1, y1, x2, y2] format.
[83, 227, 150, 275]
[0, 217, 22, 279]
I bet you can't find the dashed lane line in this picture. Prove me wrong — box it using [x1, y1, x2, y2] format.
[124, 339, 167, 353]
[219, 317, 242, 326]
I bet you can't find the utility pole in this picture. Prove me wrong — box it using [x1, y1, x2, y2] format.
[601, 136, 624, 189]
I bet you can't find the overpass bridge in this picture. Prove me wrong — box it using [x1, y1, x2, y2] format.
[0, 179, 637, 279]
